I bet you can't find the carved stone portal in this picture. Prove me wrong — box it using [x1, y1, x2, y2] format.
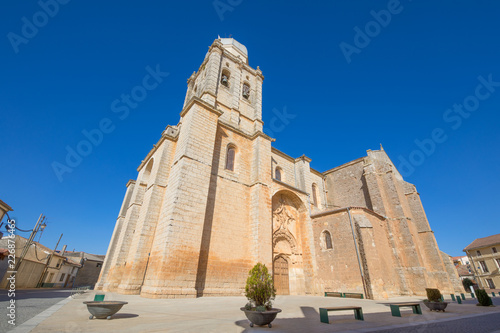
[272, 192, 306, 295]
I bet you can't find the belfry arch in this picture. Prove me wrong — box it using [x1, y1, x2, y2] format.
[272, 190, 307, 295]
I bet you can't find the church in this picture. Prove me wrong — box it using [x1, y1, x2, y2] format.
[96, 38, 463, 299]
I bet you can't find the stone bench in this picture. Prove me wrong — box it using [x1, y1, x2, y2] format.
[343, 292, 364, 299]
[389, 302, 422, 317]
[319, 306, 364, 323]
[324, 291, 343, 298]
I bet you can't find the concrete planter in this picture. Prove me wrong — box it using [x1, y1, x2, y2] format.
[240, 307, 282, 328]
[84, 301, 128, 319]
[423, 300, 448, 312]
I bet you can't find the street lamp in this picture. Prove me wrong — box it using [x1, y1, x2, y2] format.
[36, 220, 47, 242]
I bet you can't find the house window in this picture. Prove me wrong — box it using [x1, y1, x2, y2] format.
[47, 273, 54, 283]
[59, 273, 66, 282]
[479, 261, 489, 273]
[312, 184, 318, 207]
[476, 250, 481, 257]
[96, 263, 102, 268]
[225, 146, 235, 171]
[495, 258, 500, 269]
[242, 83, 250, 99]
[56, 259, 62, 268]
[492, 247, 497, 254]
[323, 231, 333, 250]
[486, 278, 496, 289]
[275, 167, 282, 181]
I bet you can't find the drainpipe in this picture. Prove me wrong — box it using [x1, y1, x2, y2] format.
[347, 207, 369, 299]
[466, 250, 483, 289]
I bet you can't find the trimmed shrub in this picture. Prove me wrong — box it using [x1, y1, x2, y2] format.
[462, 278, 474, 292]
[425, 288, 442, 302]
[476, 289, 493, 306]
[245, 263, 276, 309]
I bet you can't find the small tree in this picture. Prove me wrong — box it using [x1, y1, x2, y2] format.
[476, 289, 493, 306]
[462, 278, 474, 292]
[245, 263, 276, 310]
[425, 288, 442, 302]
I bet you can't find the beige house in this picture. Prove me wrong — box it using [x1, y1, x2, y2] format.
[0, 235, 54, 288]
[96, 38, 463, 299]
[65, 251, 105, 288]
[0, 235, 80, 289]
[464, 234, 500, 291]
[0, 199, 13, 224]
[41, 252, 80, 288]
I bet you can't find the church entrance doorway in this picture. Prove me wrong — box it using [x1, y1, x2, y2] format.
[273, 256, 289, 295]
[271, 190, 307, 295]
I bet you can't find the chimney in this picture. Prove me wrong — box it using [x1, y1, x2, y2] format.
[61, 245, 67, 256]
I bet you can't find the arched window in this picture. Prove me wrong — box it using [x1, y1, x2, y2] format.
[221, 69, 230, 87]
[323, 231, 333, 250]
[242, 83, 250, 99]
[312, 183, 318, 207]
[275, 167, 282, 181]
[225, 146, 235, 171]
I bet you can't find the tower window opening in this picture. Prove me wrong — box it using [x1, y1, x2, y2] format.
[221, 69, 230, 87]
[242, 83, 250, 99]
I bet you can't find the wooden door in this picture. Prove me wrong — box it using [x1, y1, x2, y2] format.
[274, 257, 289, 295]
[64, 274, 71, 288]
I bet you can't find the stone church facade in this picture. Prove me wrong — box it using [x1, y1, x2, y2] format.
[96, 38, 463, 299]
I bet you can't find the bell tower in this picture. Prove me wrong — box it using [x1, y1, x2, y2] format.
[183, 38, 264, 136]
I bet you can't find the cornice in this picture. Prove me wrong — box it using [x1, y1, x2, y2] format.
[311, 206, 387, 220]
[218, 120, 273, 142]
[271, 146, 295, 163]
[180, 97, 223, 118]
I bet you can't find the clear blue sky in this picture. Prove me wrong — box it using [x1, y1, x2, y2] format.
[1, 1, 499, 257]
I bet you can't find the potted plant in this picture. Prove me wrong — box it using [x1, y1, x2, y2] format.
[423, 288, 448, 312]
[240, 263, 282, 328]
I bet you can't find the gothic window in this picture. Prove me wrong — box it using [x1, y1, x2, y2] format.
[242, 83, 250, 99]
[221, 69, 230, 87]
[323, 231, 333, 249]
[225, 146, 235, 171]
[312, 183, 318, 207]
[275, 167, 282, 181]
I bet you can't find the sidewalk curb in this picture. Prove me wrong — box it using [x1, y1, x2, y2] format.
[9, 295, 74, 333]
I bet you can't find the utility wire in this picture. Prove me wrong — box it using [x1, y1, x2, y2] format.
[3, 212, 35, 232]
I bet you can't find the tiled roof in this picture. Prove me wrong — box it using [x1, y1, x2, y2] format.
[456, 265, 473, 277]
[463, 233, 500, 251]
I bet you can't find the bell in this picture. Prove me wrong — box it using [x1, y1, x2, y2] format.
[221, 75, 228, 86]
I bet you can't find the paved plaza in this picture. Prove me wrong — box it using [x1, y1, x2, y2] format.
[7, 291, 499, 332]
